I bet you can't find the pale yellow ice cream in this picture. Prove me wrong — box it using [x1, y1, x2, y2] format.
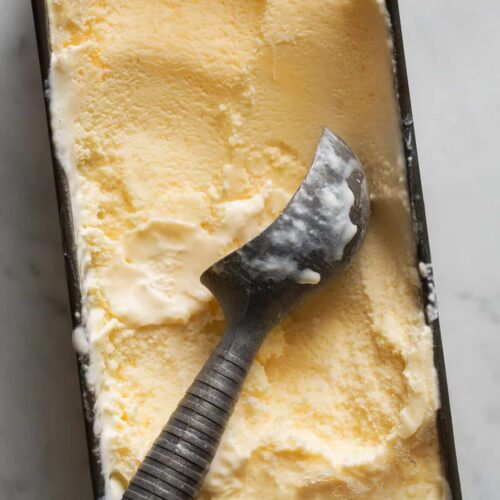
[46, 0, 444, 498]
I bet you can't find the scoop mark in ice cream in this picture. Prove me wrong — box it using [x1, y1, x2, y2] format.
[103, 186, 291, 326]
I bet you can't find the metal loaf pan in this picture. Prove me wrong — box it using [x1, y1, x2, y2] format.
[31, 0, 461, 497]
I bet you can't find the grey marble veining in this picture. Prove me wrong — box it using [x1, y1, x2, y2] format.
[0, 0, 498, 499]
[400, 2, 500, 499]
[0, 1, 92, 499]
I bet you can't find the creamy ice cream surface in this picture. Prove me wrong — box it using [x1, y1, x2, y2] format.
[46, 0, 445, 498]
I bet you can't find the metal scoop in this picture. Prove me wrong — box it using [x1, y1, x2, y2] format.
[123, 128, 370, 500]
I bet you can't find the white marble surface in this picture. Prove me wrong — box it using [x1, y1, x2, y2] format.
[0, 1, 498, 499]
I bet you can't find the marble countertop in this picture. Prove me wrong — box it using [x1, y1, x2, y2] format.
[0, 1, 498, 498]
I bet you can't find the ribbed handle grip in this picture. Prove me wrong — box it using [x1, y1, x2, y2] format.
[123, 348, 250, 500]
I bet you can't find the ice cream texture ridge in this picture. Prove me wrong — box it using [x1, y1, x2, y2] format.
[47, 0, 445, 498]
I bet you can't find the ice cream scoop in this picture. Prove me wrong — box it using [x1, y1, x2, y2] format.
[123, 128, 370, 500]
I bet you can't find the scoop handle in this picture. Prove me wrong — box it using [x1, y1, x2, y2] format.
[123, 345, 252, 500]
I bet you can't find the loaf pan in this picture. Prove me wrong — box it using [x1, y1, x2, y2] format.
[31, 0, 462, 497]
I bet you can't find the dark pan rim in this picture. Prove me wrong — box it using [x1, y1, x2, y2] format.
[30, 0, 461, 497]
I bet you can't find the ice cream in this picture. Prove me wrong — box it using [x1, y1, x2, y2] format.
[46, 0, 445, 498]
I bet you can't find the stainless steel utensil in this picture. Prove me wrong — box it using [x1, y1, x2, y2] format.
[124, 129, 370, 500]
